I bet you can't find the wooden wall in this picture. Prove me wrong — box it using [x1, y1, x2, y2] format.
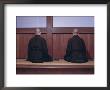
[16, 27, 94, 60]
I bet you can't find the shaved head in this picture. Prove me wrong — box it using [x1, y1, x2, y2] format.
[35, 28, 41, 35]
[73, 28, 78, 35]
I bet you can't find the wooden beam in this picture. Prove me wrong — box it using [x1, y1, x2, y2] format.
[16, 59, 94, 74]
[46, 16, 53, 56]
[16, 59, 94, 69]
[47, 16, 53, 30]
[52, 27, 94, 34]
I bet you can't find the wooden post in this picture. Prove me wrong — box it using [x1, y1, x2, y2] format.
[46, 16, 53, 57]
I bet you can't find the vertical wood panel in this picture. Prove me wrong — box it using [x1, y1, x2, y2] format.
[60, 34, 64, 58]
[16, 34, 20, 58]
[46, 16, 53, 56]
[88, 34, 94, 59]
[53, 34, 72, 59]
[53, 34, 60, 59]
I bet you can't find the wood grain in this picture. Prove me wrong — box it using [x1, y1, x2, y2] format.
[16, 59, 94, 68]
[16, 59, 94, 74]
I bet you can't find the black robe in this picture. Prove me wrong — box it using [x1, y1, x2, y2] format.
[64, 35, 88, 63]
[27, 35, 52, 63]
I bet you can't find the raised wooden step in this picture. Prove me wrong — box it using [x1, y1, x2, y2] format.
[16, 59, 94, 74]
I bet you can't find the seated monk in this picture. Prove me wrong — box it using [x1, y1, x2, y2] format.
[64, 29, 88, 63]
[27, 28, 52, 63]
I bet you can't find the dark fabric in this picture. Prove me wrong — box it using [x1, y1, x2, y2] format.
[27, 35, 52, 63]
[64, 35, 88, 63]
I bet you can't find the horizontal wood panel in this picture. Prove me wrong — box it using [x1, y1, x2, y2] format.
[17, 27, 94, 34]
[16, 59, 94, 74]
[16, 59, 94, 68]
[17, 68, 94, 74]
[52, 27, 94, 33]
[16, 28, 47, 34]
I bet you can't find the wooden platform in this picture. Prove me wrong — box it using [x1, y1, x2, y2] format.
[16, 59, 94, 74]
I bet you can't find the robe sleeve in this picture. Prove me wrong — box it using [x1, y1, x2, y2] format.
[80, 38, 87, 59]
[27, 40, 32, 60]
[65, 39, 72, 57]
[81, 39, 86, 52]
[42, 39, 48, 55]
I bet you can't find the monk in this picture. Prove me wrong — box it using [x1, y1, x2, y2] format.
[64, 29, 88, 63]
[27, 28, 52, 63]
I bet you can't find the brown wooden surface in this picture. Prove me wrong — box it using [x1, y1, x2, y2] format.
[16, 27, 94, 34]
[46, 16, 53, 56]
[16, 68, 94, 74]
[52, 27, 94, 33]
[16, 59, 94, 68]
[16, 28, 47, 34]
[16, 59, 94, 74]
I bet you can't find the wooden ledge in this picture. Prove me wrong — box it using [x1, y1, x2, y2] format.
[16, 59, 94, 69]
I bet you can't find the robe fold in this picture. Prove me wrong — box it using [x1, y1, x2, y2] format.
[27, 35, 52, 63]
[64, 35, 88, 63]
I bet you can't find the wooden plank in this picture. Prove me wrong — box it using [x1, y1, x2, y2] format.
[16, 28, 47, 34]
[52, 27, 94, 33]
[46, 16, 53, 56]
[16, 59, 94, 69]
[16, 68, 94, 74]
